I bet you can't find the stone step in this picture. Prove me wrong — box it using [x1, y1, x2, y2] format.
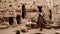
[46, 26, 52, 29]
[0, 25, 9, 29]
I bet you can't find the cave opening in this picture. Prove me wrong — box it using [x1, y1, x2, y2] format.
[9, 17, 13, 25]
[22, 4, 26, 19]
[38, 6, 42, 12]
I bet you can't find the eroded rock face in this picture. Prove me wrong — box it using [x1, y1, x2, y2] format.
[52, 0, 60, 25]
[0, 0, 46, 25]
[0, 0, 60, 26]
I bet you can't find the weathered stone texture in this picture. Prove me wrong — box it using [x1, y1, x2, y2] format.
[0, 0, 51, 25]
[52, 0, 60, 25]
[0, 0, 60, 25]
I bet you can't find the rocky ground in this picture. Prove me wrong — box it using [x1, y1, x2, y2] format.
[0, 23, 60, 34]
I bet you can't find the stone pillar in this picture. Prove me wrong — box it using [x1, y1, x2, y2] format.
[13, 17, 17, 26]
[16, 15, 21, 24]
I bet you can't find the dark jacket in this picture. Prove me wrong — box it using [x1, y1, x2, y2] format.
[37, 15, 46, 27]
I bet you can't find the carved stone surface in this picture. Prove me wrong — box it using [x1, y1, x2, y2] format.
[0, 0, 60, 26]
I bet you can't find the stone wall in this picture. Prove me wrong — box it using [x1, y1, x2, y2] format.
[0, 0, 55, 25]
[52, 0, 60, 24]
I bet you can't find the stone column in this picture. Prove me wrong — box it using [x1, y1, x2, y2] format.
[13, 17, 17, 26]
[16, 15, 21, 24]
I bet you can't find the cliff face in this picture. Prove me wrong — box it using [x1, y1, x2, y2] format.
[0, 0, 60, 25]
[0, 0, 46, 10]
[0, 0, 52, 25]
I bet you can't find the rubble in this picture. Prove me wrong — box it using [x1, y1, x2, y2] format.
[15, 30, 20, 34]
[21, 29, 28, 33]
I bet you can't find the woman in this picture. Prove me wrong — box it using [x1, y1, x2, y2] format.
[37, 13, 46, 31]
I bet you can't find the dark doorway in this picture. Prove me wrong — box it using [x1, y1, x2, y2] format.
[38, 6, 42, 12]
[49, 9, 52, 19]
[22, 4, 26, 19]
[16, 15, 21, 24]
[9, 17, 13, 25]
